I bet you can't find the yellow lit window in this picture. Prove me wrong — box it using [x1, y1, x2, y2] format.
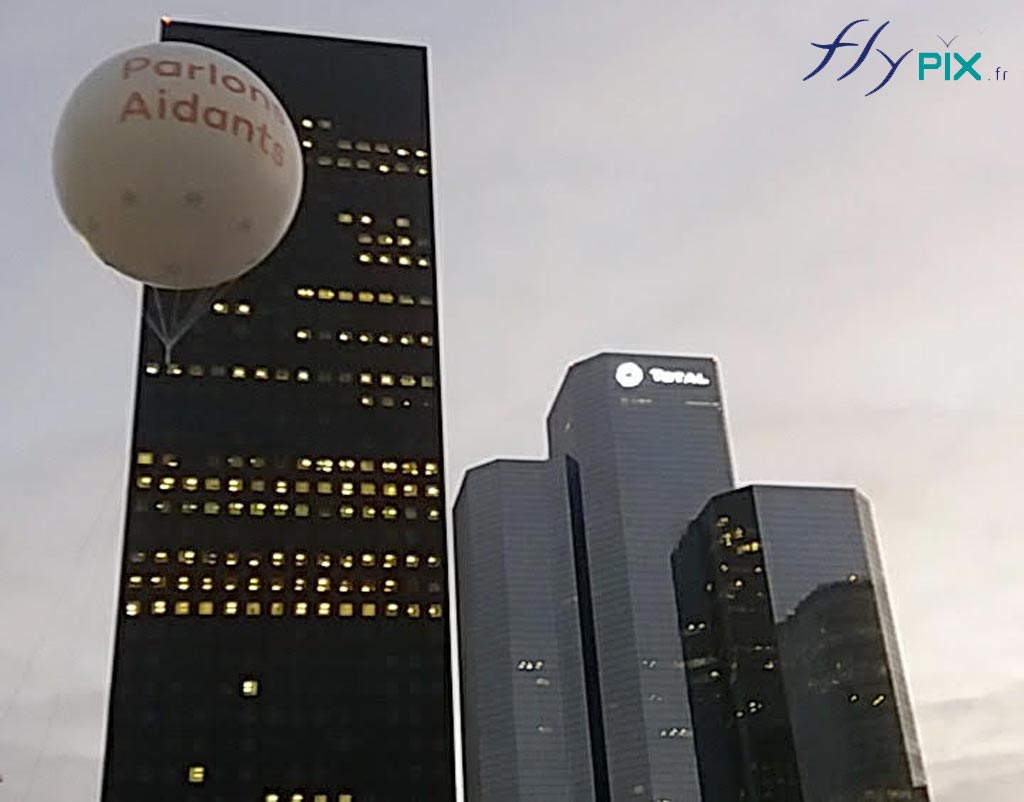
[297, 287, 315, 298]
[273, 503, 289, 517]
[181, 502, 199, 515]
[152, 600, 167, 616]
[417, 167, 429, 176]
[158, 476, 175, 491]
[295, 552, 308, 567]
[188, 766, 205, 784]
[428, 604, 443, 619]
[395, 216, 410, 228]
[427, 555, 441, 568]
[382, 483, 398, 497]
[224, 602, 239, 616]
[296, 369, 311, 382]
[166, 363, 183, 376]
[271, 578, 284, 592]
[201, 577, 214, 591]
[317, 155, 333, 166]
[239, 679, 260, 699]
[295, 602, 308, 616]
[399, 334, 413, 346]
[358, 253, 373, 264]
[385, 602, 400, 618]
[421, 376, 435, 389]
[399, 375, 416, 387]
[415, 149, 428, 158]
[382, 506, 398, 520]
[137, 451, 155, 466]
[383, 579, 398, 593]
[378, 254, 392, 265]
[396, 235, 412, 247]
[136, 475, 153, 490]
[338, 331, 352, 343]
[154, 501, 171, 513]
[227, 502, 243, 516]
[202, 552, 218, 565]
[300, 118, 314, 129]
[337, 211, 353, 224]
[360, 482, 376, 496]
[296, 328, 312, 341]
[378, 293, 395, 305]
[202, 477, 221, 491]
[406, 554, 420, 568]
[425, 485, 440, 498]
[246, 602, 261, 616]
[337, 290, 355, 302]
[341, 554, 355, 569]
[362, 506, 377, 520]
[128, 575, 142, 587]
[358, 332, 372, 344]
[428, 508, 441, 521]
[266, 794, 280, 802]
[145, 362, 160, 375]
[253, 367, 269, 381]
[236, 302, 251, 316]
[360, 580, 376, 594]
[361, 603, 377, 618]
[338, 579, 353, 593]
[340, 482, 355, 496]
[270, 602, 285, 616]
[317, 481, 333, 495]
[318, 602, 331, 617]
[198, 601, 214, 616]
[248, 577, 261, 591]
[357, 291, 374, 303]
[178, 549, 196, 565]
[402, 484, 418, 498]
[340, 602, 355, 618]
[361, 553, 376, 567]
[360, 395, 374, 408]
[383, 553, 398, 569]
[154, 551, 169, 564]
[125, 601, 140, 617]
[340, 795, 353, 802]
[150, 575, 166, 588]
[407, 603, 421, 619]
[380, 374, 395, 387]
[175, 601, 190, 616]
[317, 577, 331, 593]
[317, 287, 336, 300]
[295, 503, 310, 517]
[224, 577, 238, 591]
[398, 255, 412, 266]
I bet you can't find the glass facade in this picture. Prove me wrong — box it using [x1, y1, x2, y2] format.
[454, 460, 594, 801]
[547, 353, 735, 802]
[674, 486, 930, 802]
[100, 21, 454, 802]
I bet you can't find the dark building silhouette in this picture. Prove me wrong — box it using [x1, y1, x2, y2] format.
[456, 353, 735, 801]
[674, 486, 930, 802]
[101, 20, 454, 802]
[454, 460, 595, 802]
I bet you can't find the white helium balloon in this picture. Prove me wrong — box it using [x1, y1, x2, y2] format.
[53, 41, 303, 290]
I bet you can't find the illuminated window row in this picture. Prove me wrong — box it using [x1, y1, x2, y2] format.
[659, 727, 690, 738]
[312, 155, 429, 177]
[294, 286, 433, 307]
[295, 457, 438, 475]
[128, 549, 443, 569]
[136, 453, 439, 476]
[210, 300, 252, 316]
[296, 328, 434, 348]
[265, 791, 354, 802]
[337, 211, 411, 229]
[142, 499, 443, 520]
[135, 475, 441, 497]
[516, 660, 545, 671]
[126, 575, 440, 594]
[354, 231, 418, 247]
[357, 394, 433, 409]
[298, 116, 334, 131]
[355, 251, 431, 268]
[296, 125, 428, 160]
[142, 363, 436, 391]
[126, 599, 444, 619]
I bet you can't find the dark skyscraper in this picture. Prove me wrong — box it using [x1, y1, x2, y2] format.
[547, 353, 735, 802]
[454, 460, 594, 802]
[674, 486, 930, 802]
[456, 352, 734, 801]
[101, 20, 454, 802]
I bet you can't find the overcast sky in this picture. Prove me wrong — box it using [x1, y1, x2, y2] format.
[1, 0, 1023, 800]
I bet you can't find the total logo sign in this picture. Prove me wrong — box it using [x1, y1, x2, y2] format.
[615, 361, 711, 389]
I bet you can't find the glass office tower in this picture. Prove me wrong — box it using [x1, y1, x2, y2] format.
[101, 20, 454, 802]
[547, 353, 735, 802]
[674, 486, 930, 802]
[454, 460, 594, 802]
